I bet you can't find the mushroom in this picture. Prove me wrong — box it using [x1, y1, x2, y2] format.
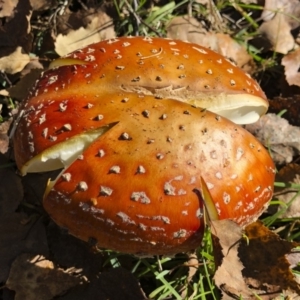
[49, 36, 268, 125]
[13, 37, 275, 256]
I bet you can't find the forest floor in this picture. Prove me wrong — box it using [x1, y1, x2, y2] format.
[1, 1, 300, 299]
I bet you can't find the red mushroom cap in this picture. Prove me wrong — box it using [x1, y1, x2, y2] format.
[50, 36, 268, 124]
[13, 37, 275, 255]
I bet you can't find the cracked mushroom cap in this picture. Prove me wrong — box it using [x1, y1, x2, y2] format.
[50, 36, 267, 125]
[13, 37, 275, 255]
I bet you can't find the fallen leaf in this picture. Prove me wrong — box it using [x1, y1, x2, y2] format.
[212, 220, 254, 299]
[213, 33, 254, 71]
[166, 16, 253, 70]
[258, 13, 294, 54]
[275, 164, 300, 218]
[0, 90, 9, 96]
[0, 47, 31, 74]
[212, 220, 300, 299]
[19, 56, 44, 77]
[8, 68, 44, 101]
[29, 0, 55, 11]
[0, 0, 18, 18]
[240, 221, 300, 295]
[262, 0, 300, 29]
[0, 0, 32, 71]
[245, 114, 300, 165]
[262, 0, 289, 21]
[54, 9, 115, 56]
[282, 48, 300, 87]
[0, 119, 12, 153]
[6, 254, 81, 300]
[273, 275, 300, 300]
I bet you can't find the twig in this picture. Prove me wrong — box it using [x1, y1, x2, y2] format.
[273, 188, 300, 197]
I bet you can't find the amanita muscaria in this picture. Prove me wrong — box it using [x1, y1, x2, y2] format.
[13, 37, 275, 255]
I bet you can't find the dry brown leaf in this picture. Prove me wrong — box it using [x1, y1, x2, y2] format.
[262, 0, 289, 21]
[282, 48, 300, 87]
[54, 10, 115, 56]
[0, 0, 32, 73]
[6, 254, 81, 300]
[273, 275, 300, 300]
[20, 57, 44, 76]
[0, 0, 32, 55]
[212, 220, 254, 299]
[29, 0, 55, 11]
[212, 220, 300, 299]
[245, 114, 300, 165]
[0, 46, 31, 74]
[166, 16, 253, 69]
[53, 6, 99, 35]
[6, 56, 44, 100]
[8, 68, 44, 101]
[275, 164, 300, 218]
[212, 33, 253, 70]
[240, 221, 300, 295]
[262, 0, 300, 29]
[0, 119, 12, 153]
[0, 90, 9, 96]
[258, 13, 294, 54]
[166, 16, 207, 43]
[0, 0, 18, 17]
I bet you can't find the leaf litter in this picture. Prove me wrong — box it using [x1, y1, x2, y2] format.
[246, 114, 300, 165]
[6, 254, 82, 300]
[1, 0, 300, 299]
[212, 220, 300, 299]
